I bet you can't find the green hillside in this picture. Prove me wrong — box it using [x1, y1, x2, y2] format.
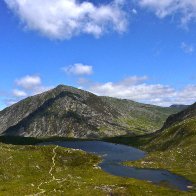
[0, 142, 189, 195]
[121, 103, 196, 193]
[0, 93, 195, 195]
[102, 96, 180, 134]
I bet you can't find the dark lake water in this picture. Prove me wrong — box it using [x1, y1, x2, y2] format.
[40, 141, 192, 191]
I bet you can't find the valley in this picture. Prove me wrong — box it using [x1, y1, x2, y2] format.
[0, 87, 195, 195]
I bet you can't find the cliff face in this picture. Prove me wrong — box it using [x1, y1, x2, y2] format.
[0, 85, 180, 138]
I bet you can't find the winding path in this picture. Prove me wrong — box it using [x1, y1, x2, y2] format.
[35, 145, 59, 195]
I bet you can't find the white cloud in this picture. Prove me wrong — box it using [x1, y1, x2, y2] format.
[181, 42, 194, 54]
[4, 0, 128, 39]
[139, 0, 196, 25]
[79, 76, 196, 106]
[89, 81, 175, 102]
[13, 89, 27, 97]
[3, 84, 52, 108]
[63, 63, 93, 75]
[3, 74, 195, 108]
[118, 76, 148, 85]
[15, 75, 41, 90]
[131, 9, 137, 15]
[3, 75, 53, 108]
[177, 85, 196, 102]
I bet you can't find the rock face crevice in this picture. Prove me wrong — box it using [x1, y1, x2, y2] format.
[0, 85, 181, 138]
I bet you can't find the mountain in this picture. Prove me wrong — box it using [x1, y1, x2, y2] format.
[162, 103, 195, 130]
[105, 102, 196, 149]
[147, 102, 196, 151]
[170, 104, 189, 110]
[0, 85, 180, 138]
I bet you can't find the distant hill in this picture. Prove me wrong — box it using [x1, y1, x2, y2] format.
[0, 85, 180, 138]
[146, 102, 196, 151]
[170, 104, 189, 110]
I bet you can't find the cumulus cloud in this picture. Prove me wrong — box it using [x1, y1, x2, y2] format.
[131, 9, 137, 15]
[15, 75, 41, 90]
[118, 76, 148, 85]
[3, 75, 53, 107]
[78, 76, 196, 106]
[177, 85, 196, 102]
[139, 0, 196, 25]
[4, 0, 128, 39]
[181, 42, 194, 54]
[88, 80, 175, 103]
[3, 73, 196, 108]
[63, 63, 93, 75]
[12, 89, 27, 97]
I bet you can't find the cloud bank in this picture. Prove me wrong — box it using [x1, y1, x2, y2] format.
[78, 76, 196, 106]
[12, 89, 27, 97]
[4, 0, 128, 39]
[1, 70, 195, 108]
[139, 0, 196, 25]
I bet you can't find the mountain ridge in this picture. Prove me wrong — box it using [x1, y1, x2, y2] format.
[0, 85, 181, 138]
[169, 104, 189, 110]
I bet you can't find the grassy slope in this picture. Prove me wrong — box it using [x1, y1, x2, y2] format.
[0, 104, 194, 195]
[0, 143, 187, 196]
[117, 117, 196, 193]
[0, 119, 195, 195]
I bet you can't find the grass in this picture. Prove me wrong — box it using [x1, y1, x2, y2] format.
[0, 143, 190, 196]
[0, 118, 195, 195]
[122, 118, 196, 193]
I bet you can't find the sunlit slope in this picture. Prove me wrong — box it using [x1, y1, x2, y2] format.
[0, 143, 185, 195]
[126, 103, 196, 192]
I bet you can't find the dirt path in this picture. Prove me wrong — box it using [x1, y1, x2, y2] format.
[35, 145, 59, 195]
[49, 146, 58, 180]
[28, 145, 81, 196]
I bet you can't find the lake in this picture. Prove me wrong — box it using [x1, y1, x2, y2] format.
[40, 140, 192, 191]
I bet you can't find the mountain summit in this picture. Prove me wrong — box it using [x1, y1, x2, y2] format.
[0, 85, 180, 138]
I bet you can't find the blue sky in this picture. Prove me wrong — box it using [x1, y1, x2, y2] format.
[0, 0, 196, 110]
